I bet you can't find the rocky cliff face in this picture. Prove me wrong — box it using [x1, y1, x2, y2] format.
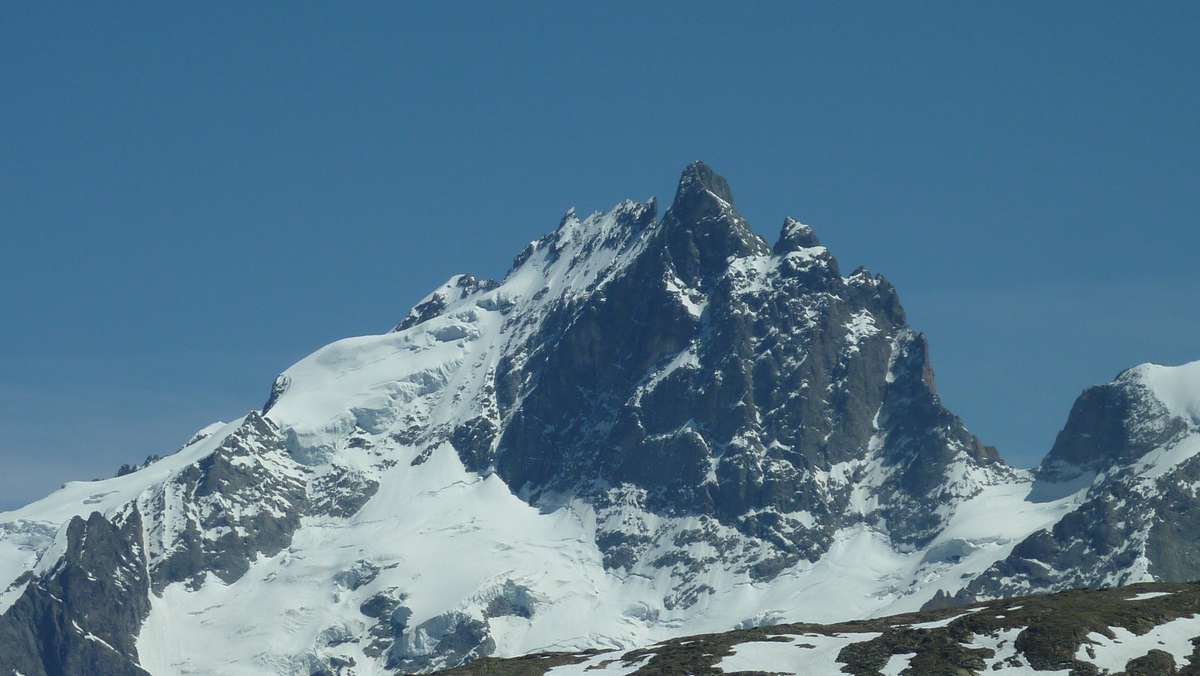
[0, 511, 150, 676]
[0, 163, 1195, 675]
[465, 162, 1009, 581]
[935, 362, 1200, 607]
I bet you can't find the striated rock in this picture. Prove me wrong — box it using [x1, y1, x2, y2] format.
[0, 510, 151, 676]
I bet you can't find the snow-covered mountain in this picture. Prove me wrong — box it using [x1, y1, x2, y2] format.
[934, 361, 1200, 607]
[0, 162, 1195, 675]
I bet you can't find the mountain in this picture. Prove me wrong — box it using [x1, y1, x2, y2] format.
[0, 162, 1195, 675]
[435, 582, 1200, 675]
[935, 361, 1200, 607]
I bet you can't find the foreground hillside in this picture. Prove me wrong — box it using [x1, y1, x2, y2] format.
[438, 582, 1200, 675]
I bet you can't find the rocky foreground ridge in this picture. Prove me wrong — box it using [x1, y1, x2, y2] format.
[438, 582, 1200, 675]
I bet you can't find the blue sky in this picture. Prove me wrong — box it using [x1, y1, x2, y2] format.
[2, 3, 1197, 508]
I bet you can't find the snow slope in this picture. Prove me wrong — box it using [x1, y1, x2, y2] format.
[1130, 360, 1200, 426]
[0, 419, 241, 601]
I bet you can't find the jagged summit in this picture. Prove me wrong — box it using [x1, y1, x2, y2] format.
[773, 216, 821, 252]
[674, 160, 736, 207]
[659, 162, 770, 288]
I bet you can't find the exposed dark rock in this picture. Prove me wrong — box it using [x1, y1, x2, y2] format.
[773, 217, 821, 253]
[920, 587, 978, 612]
[410, 446, 435, 466]
[388, 611, 495, 673]
[309, 466, 380, 518]
[1039, 371, 1187, 483]
[358, 587, 413, 660]
[1125, 649, 1181, 675]
[947, 367, 1200, 603]
[450, 417, 500, 473]
[115, 454, 161, 478]
[477, 162, 1005, 592]
[150, 412, 308, 589]
[333, 559, 380, 591]
[0, 511, 151, 676]
[396, 274, 501, 333]
[483, 581, 537, 619]
[263, 374, 290, 413]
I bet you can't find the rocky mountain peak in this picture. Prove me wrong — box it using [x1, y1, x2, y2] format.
[773, 216, 821, 253]
[660, 162, 769, 288]
[1038, 361, 1197, 483]
[674, 160, 735, 208]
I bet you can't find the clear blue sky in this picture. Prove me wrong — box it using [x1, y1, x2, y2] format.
[2, 3, 1197, 509]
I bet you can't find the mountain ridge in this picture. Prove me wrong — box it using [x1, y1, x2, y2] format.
[0, 162, 1197, 675]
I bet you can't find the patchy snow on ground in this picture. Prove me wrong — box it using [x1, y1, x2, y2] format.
[1076, 615, 1200, 673]
[907, 608, 982, 630]
[880, 651, 917, 675]
[963, 626, 1071, 675]
[542, 652, 652, 675]
[1128, 591, 1175, 601]
[716, 632, 882, 674]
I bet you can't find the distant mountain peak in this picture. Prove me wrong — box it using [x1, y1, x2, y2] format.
[774, 216, 821, 252]
[674, 159, 735, 208]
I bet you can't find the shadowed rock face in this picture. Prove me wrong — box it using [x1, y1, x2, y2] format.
[486, 162, 1003, 561]
[0, 411, 386, 675]
[936, 364, 1200, 608]
[0, 511, 151, 676]
[1041, 374, 1187, 481]
[145, 411, 311, 590]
